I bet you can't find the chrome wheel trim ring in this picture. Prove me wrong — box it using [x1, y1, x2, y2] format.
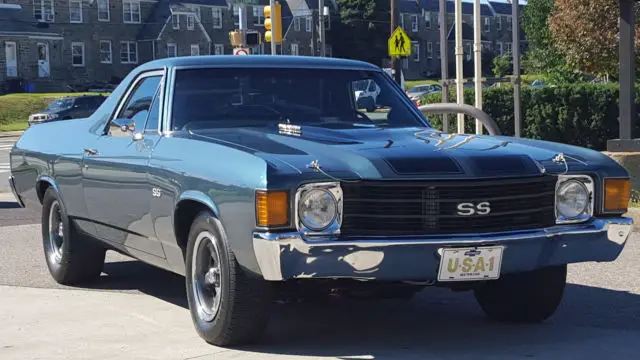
[191, 231, 223, 323]
[47, 200, 64, 265]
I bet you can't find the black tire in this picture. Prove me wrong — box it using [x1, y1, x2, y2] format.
[41, 187, 106, 285]
[474, 265, 567, 323]
[185, 211, 273, 346]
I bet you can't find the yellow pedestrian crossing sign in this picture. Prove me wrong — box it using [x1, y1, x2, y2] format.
[388, 27, 411, 57]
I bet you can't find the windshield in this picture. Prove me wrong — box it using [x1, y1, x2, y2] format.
[45, 98, 73, 111]
[170, 67, 427, 132]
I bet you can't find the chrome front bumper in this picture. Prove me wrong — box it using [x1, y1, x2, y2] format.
[252, 217, 633, 281]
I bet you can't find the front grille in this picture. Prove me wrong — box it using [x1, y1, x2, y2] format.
[340, 176, 557, 237]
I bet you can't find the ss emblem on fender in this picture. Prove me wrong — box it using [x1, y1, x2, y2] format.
[152, 187, 162, 198]
[456, 202, 491, 216]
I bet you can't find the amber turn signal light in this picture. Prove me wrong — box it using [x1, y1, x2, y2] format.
[256, 190, 289, 227]
[604, 178, 631, 213]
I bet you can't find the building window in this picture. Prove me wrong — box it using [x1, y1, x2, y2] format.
[291, 43, 298, 56]
[507, 16, 512, 30]
[306, 16, 312, 32]
[123, 0, 141, 23]
[120, 41, 138, 64]
[325, 15, 330, 30]
[424, 12, 431, 28]
[71, 42, 85, 67]
[496, 16, 502, 30]
[505, 42, 512, 53]
[33, 0, 54, 22]
[172, 14, 179, 29]
[400, 15, 404, 29]
[427, 41, 433, 59]
[167, 43, 177, 57]
[213, 44, 224, 55]
[294, 17, 300, 31]
[212, 8, 222, 28]
[436, 41, 441, 59]
[253, 6, 264, 25]
[465, 42, 472, 61]
[484, 17, 490, 32]
[233, 5, 239, 25]
[69, 0, 82, 23]
[99, 40, 112, 63]
[411, 14, 418, 32]
[190, 44, 200, 56]
[326, 45, 332, 57]
[497, 42, 503, 55]
[97, 0, 109, 21]
[187, 14, 195, 30]
[411, 41, 419, 62]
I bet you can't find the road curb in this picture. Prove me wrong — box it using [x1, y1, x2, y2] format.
[0, 131, 24, 138]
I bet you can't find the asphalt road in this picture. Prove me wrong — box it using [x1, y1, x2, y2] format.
[1, 191, 639, 359]
[0, 136, 17, 193]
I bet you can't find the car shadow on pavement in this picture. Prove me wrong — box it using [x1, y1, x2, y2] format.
[83, 258, 640, 358]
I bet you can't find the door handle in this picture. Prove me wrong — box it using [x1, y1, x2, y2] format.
[83, 148, 98, 155]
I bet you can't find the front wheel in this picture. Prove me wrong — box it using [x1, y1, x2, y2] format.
[41, 187, 105, 285]
[185, 211, 273, 346]
[474, 265, 567, 323]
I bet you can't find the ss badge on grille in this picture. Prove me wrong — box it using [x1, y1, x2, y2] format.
[456, 202, 491, 216]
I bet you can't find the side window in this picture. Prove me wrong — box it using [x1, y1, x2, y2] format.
[144, 88, 161, 132]
[110, 75, 162, 136]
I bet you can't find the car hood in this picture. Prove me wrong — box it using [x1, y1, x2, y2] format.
[189, 125, 623, 180]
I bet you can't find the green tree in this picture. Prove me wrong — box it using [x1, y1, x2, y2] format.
[549, 0, 620, 77]
[521, 0, 583, 83]
[331, 0, 389, 65]
[492, 53, 512, 78]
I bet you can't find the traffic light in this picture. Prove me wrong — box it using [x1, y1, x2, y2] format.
[264, 2, 282, 44]
[245, 31, 261, 47]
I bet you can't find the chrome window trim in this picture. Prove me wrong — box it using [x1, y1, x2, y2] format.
[555, 174, 595, 224]
[105, 68, 166, 136]
[294, 182, 343, 239]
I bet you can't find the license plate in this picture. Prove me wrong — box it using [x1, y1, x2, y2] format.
[437, 246, 504, 282]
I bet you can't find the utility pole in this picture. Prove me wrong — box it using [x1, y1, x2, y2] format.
[318, 0, 325, 56]
[390, 0, 402, 85]
[439, 0, 449, 133]
[512, 0, 521, 137]
[269, 0, 276, 55]
[473, 0, 482, 134]
[454, 0, 464, 133]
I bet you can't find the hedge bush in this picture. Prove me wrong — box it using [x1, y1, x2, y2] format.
[422, 83, 640, 151]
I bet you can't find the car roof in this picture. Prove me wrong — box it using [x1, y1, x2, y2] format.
[134, 55, 382, 73]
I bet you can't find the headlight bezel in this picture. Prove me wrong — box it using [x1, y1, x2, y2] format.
[555, 174, 594, 224]
[294, 182, 343, 237]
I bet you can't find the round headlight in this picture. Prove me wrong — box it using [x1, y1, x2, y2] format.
[556, 180, 589, 219]
[299, 189, 337, 231]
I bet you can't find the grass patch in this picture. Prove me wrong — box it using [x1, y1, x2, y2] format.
[0, 121, 28, 132]
[0, 92, 108, 131]
[405, 79, 440, 89]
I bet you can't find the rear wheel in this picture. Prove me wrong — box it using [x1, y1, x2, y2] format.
[41, 187, 105, 285]
[474, 265, 567, 323]
[185, 211, 272, 346]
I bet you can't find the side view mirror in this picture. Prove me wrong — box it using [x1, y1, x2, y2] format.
[110, 118, 143, 140]
[112, 118, 135, 133]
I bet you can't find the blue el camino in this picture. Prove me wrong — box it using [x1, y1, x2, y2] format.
[8, 55, 633, 346]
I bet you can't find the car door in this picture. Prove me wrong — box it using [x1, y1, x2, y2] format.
[81, 69, 165, 258]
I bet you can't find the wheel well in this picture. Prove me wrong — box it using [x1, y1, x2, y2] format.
[174, 199, 214, 255]
[36, 180, 52, 204]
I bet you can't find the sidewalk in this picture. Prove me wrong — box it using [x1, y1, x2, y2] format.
[0, 131, 23, 138]
[0, 285, 222, 360]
